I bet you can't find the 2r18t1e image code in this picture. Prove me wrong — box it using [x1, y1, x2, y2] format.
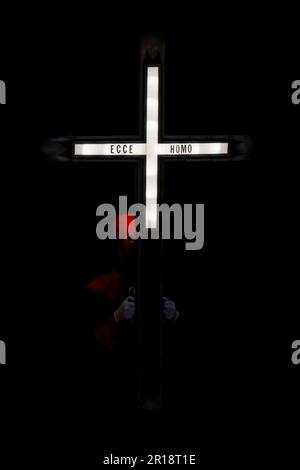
[100, 454, 199, 467]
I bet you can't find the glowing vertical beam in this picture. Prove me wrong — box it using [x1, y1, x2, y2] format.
[0, 80, 6, 105]
[145, 67, 159, 229]
[0, 339, 6, 365]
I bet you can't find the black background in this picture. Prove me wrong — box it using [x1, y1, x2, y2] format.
[0, 6, 299, 468]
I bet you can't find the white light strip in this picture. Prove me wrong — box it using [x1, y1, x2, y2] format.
[146, 67, 159, 229]
[158, 142, 228, 155]
[74, 143, 146, 156]
[74, 141, 228, 157]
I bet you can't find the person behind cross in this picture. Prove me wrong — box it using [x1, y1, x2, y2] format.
[85, 214, 178, 352]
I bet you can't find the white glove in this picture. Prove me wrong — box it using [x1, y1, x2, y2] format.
[163, 297, 179, 321]
[114, 296, 135, 323]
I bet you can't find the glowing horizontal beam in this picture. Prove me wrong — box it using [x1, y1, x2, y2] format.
[74, 142, 228, 157]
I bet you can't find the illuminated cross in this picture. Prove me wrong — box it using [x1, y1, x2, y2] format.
[73, 66, 229, 228]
